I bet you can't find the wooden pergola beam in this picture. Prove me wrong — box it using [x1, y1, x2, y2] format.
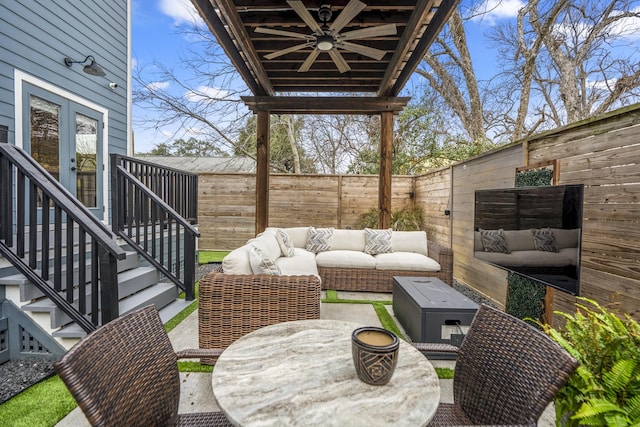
[242, 96, 410, 115]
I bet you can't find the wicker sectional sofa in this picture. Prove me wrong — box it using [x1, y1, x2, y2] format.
[219, 226, 453, 292]
[198, 227, 453, 362]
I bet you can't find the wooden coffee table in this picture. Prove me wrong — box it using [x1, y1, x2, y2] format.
[211, 319, 440, 426]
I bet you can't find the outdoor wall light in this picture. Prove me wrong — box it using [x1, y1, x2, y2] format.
[63, 55, 106, 77]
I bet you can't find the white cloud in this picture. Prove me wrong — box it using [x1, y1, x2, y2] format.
[159, 0, 202, 26]
[610, 6, 640, 40]
[472, 0, 525, 24]
[185, 86, 233, 102]
[148, 81, 170, 90]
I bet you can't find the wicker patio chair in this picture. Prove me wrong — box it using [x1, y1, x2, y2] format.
[54, 305, 231, 427]
[413, 304, 578, 427]
[198, 266, 321, 364]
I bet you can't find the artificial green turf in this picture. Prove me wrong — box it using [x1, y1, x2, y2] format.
[198, 251, 228, 264]
[0, 376, 76, 427]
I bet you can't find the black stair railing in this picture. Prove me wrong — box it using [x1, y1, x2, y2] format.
[0, 141, 126, 333]
[111, 155, 199, 300]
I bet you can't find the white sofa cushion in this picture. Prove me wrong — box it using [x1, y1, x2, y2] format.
[553, 228, 580, 249]
[315, 250, 376, 269]
[391, 231, 428, 256]
[306, 227, 333, 253]
[374, 252, 441, 271]
[247, 232, 282, 261]
[364, 228, 393, 255]
[221, 245, 253, 274]
[282, 227, 309, 249]
[249, 245, 281, 275]
[275, 248, 320, 278]
[501, 230, 534, 251]
[332, 229, 366, 251]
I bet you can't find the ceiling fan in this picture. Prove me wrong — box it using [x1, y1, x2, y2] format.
[255, 0, 397, 74]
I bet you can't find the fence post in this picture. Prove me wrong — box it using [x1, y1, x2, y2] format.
[184, 230, 195, 301]
[99, 248, 119, 323]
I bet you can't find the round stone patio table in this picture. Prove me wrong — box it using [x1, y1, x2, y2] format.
[211, 319, 440, 426]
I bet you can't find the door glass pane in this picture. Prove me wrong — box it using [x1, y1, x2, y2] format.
[75, 113, 98, 208]
[30, 95, 60, 180]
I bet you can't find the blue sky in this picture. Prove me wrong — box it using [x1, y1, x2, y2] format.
[131, 0, 640, 153]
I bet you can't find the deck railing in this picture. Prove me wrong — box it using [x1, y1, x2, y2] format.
[111, 154, 199, 300]
[0, 140, 126, 332]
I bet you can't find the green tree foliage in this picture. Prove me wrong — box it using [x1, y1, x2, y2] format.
[235, 115, 316, 173]
[540, 298, 640, 426]
[347, 100, 500, 175]
[142, 137, 226, 157]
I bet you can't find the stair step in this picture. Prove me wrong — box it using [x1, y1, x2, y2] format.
[22, 266, 160, 328]
[0, 251, 141, 301]
[53, 283, 180, 339]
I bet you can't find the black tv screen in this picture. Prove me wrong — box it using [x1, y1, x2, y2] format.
[473, 184, 584, 295]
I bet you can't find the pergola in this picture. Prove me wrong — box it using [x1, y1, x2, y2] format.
[191, 0, 459, 232]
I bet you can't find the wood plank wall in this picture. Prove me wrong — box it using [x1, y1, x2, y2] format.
[450, 144, 526, 307]
[414, 167, 451, 247]
[527, 105, 640, 321]
[198, 173, 413, 250]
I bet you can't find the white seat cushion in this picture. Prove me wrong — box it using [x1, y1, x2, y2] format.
[275, 248, 320, 278]
[374, 252, 441, 271]
[315, 250, 376, 269]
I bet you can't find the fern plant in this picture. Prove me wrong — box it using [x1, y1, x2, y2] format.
[540, 298, 640, 426]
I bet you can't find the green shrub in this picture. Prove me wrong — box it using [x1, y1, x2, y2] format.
[540, 298, 640, 426]
[356, 207, 424, 231]
[515, 168, 553, 187]
[505, 273, 545, 327]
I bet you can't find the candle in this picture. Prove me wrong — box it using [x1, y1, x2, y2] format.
[356, 330, 394, 347]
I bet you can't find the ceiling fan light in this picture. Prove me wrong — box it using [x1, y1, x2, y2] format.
[316, 34, 334, 51]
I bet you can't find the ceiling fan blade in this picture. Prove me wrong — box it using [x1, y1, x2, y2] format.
[264, 42, 312, 60]
[255, 27, 312, 40]
[329, 0, 366, 34]
[328, 49, 351, 73]
[339, 41, 386, 60]
[340, 23, 397, 41]
[298, 49, 320, 72]
[287, 0, 322, 33]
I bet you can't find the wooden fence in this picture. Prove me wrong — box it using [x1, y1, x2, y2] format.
[195, 103, 640, 323]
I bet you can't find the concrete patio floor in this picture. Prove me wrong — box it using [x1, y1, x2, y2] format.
[56, 291, 555, 426]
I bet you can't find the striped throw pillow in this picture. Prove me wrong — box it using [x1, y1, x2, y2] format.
[531, 228, 559, 252]
[479, 228, 511, 253]
[249, 245, 281, 275]
[306, 227, 333, 253]
[364, 228, 393, 255]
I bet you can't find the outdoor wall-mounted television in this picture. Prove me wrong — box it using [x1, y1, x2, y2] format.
[473, 184, 584, 295]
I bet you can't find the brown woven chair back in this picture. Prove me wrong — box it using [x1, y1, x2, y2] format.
[54, 305, 181, 426]
[453, 304, 578, 425]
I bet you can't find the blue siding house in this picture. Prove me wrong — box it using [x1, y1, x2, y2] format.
[0, 0, 199, 360]
[1, 0, 130, 218]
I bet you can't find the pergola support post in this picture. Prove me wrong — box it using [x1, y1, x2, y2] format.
[378, 111, 393, 229]
[255, 110, 270, 234]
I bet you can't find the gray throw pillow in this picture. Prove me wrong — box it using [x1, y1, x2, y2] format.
[479, 228, 511, 253]
[531, 228, 559, 252]
[306, 227, 333, 253]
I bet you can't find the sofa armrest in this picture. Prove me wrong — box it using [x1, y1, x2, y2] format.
[427, 240, 453, 285]
[198, 269, 321, 364]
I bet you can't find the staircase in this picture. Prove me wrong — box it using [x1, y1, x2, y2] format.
[0, 235, 190, 348]
[0, 140, 199, 358]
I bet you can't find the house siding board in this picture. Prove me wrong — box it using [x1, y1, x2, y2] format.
[0, 0, 129, 221]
